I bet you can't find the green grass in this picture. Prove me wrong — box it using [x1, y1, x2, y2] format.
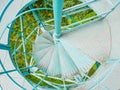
[26, 74, 74, 89]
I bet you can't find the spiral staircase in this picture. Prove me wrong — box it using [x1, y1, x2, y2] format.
[0, 0, 120, 90]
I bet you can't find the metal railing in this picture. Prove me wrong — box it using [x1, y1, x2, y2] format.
[0, 0, 13, 22]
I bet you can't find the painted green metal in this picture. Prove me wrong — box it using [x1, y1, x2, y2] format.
[0, 43, 10, 50]
[20, 16, 28, 67]
[0, 0, 13, 22]
[0, 61, 26, 90]
[33, 75, 47, 89]
[104, 0, 120, 17]
[53, 0, 64, 38]
[63, 0, 98, 13]
[0, 69, 16, 75]
[29, 5, 41, 24]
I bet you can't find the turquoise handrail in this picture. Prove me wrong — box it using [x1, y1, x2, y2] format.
[0, 0, 13, 22]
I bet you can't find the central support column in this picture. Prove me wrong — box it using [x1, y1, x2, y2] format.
[53, 0, 64, 39]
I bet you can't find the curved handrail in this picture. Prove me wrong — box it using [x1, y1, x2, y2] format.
[0, 0, 13, 22]
[61, 0, 120, 34]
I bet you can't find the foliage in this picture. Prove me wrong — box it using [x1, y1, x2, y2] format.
[26, 74, 74, 88]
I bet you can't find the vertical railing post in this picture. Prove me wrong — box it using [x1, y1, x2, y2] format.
[53, 0, 64, 39]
